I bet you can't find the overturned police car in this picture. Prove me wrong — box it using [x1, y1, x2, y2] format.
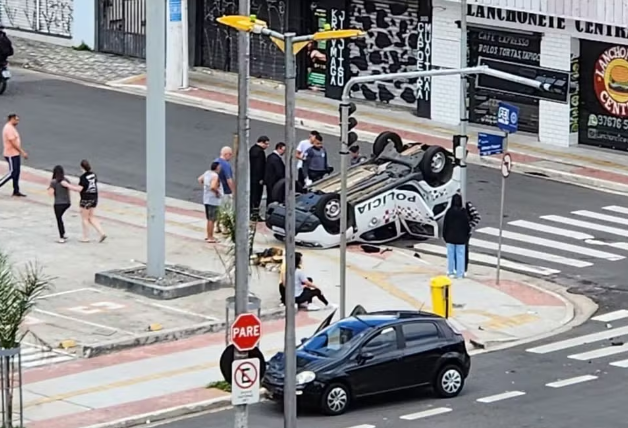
[265, 131, 461, 248]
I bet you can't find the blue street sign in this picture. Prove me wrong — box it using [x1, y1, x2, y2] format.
[497, 102, 519, 134]
[169, 0, 182, 22]
[478, 132, 504, 157]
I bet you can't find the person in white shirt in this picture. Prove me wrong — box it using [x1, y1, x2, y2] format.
[296, 130, 322, 186]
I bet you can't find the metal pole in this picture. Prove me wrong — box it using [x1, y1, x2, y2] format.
[459, 0, 469, 202]
[233, 1, 251, 428]
[146, 0, 166, 277]
[339, 103, 350, 319]
[283, 33, 298, 428]
[495, 133, 508, 284]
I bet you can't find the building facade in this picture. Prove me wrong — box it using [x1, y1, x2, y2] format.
[0, 0, 95, 48]
[430, 1, 628, 150]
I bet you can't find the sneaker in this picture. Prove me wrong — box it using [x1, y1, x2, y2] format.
[12, 192, 26, 197]
[447, 273, 455, 278]
[57, 238, 66, 244]
[306, 303, 321, 311]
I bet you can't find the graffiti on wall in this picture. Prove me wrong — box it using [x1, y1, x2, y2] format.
[201, 0, 286, 80]
[0, 0, 73, 38]
[349, 0, 419, 106]
[569, 53, 579, 134]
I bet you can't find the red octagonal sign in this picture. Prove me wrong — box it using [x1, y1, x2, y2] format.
[231, 313, 262, 352]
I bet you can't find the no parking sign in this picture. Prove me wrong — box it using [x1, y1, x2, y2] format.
[231, 358, 260, 405]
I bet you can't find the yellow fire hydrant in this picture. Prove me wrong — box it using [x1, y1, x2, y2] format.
[430, 276, 453, 318]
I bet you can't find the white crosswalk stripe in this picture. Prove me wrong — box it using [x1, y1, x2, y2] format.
[526, 312, 628, 370]
[413, 243, 560, 276]
[508, 220, 594, 240]
[469, 238, 592, 267]
[477, 227, 624, 260]
[20, 344, 75, 368]
[592, 310, 628, 322]
[603, 205, 628, 215]
[572, 210, 628, 226]
[542, 215, 628, 238]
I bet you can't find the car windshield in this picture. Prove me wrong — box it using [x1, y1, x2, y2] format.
[300, 318, 372, 358]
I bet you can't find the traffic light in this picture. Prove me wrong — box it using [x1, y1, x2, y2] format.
[339, 102, 358, 148]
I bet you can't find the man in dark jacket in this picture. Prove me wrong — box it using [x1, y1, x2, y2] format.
[0, 27, 14, 66]
[265, 142, 286, 205]
[249, 135, 269, 219]
[442, 194, 470, 278]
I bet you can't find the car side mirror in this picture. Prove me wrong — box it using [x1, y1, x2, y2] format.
[358, 352, 374, 363]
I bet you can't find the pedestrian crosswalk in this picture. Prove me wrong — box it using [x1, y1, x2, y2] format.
[20, 343, 75, 369]
[415, 204, 628, 276]
[526, 309, 628, 369]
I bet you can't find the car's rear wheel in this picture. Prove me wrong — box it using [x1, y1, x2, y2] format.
[433, 364, 464, 398]
[372, 131, 404, 157]
[271, 178, 305, 204]
[419, 146, 453, 184]
[321, 383, 350, 415]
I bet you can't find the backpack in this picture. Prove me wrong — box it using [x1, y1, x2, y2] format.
[0, 33, 14, 57]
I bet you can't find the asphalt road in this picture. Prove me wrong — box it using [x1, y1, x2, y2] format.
[5, 70, 628, 308]
[156, 314, 628, 428]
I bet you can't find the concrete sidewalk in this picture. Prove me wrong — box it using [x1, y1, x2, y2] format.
[0, 164, 594, 428]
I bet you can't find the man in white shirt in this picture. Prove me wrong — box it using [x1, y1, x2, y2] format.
[296, 130, 322, 186]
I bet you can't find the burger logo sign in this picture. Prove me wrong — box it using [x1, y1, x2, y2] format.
[594, 45, 628, 118]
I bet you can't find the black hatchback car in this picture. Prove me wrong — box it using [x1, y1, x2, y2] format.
[262, 307, 471, 415]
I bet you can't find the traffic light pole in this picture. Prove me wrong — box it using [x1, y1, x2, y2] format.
[233, 2, 251, 428]
[458, 0, 469, 202]
[339, 102, 350, 319]
[337, 65, 551, 316]
[283, 33, 298, 428]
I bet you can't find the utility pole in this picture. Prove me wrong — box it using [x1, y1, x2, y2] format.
[282, 32, 298, 428]
[145, 0, 166, 278]
[458, 0, 469, 201]
[233, 0, 251, 427]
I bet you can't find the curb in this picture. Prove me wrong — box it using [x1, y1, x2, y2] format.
[80, 308, 285, 358]
[81, 390, 270, 428]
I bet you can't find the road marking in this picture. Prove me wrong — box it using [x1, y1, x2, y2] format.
[526, 325, 628, 353]
[592, 310, 628, 322]
[344, 425, 375, 428]
[469, 238, 592, 267]
[542, 215, 628, 238]
[33, 308, 136, 335]
[508, 220, 594, 240]
[573, 210, 628, 226]
[476, 391, 525, 403]
[477, 227, 624, 260]
[19, 345, 75, 368]
[414, 243, 560, 276]
[545, 375, 598, 388]
[141, 300, 219, 321]
[568, 343, 628, 360]
[399, 407, 452, 420]
[36, 288, 97, 299]
[610, 358, 628, 368]
[603, 206, 628, 216]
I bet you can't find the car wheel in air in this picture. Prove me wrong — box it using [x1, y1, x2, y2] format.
[314, 193, 355, 232]
[419, 146, 453, 183]
[434, 364, 465, 398]
[321, 383, 350, 415]
[372, 131, 404, 157]
[271, 178, 305, 204]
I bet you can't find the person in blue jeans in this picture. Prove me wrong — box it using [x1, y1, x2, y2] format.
[443, 193, 470, 278]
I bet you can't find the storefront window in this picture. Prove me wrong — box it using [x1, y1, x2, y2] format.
[307, 9, 328, 92]
[467, 27, 542, 133]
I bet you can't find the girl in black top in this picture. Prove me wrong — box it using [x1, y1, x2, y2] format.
[78, 159, 106, 243]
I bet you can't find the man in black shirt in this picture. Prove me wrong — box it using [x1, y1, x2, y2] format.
[265, 142, 286, 205]
[249, 135, 269, 219]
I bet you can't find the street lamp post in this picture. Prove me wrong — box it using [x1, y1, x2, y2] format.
[338, 66, 554, 316]
[146, 0, 166, 278]
[215, 15, 363, 428]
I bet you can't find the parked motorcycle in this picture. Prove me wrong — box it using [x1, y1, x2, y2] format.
[0, 65, 10, 95]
